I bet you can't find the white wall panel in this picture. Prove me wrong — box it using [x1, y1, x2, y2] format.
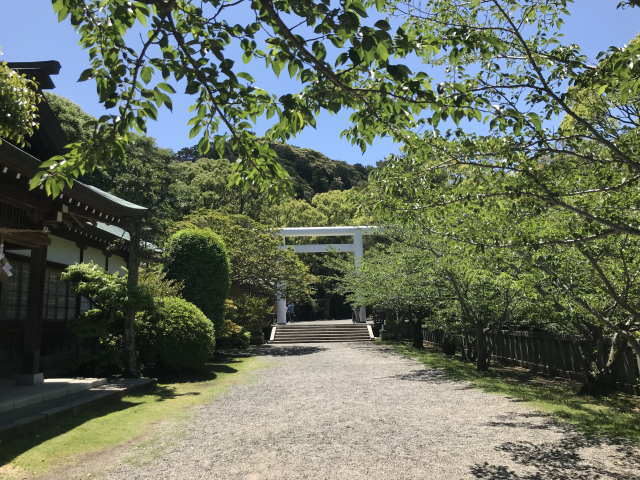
[47, 235, 81, 265]
[84, 246, 106, 269]
[108, 255, 127, 276]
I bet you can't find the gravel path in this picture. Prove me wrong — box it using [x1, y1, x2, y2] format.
[76, 343, 640, 479]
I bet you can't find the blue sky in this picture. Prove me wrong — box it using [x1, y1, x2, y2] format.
[0, 1, 638, 166]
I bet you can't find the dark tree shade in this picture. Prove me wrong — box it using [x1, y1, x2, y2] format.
[164, 228, 230, 336]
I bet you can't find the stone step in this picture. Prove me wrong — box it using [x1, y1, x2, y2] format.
[275, 328, 369, 333]
[275, 330, 368, 335]
[273, 335, 371, 342]
[0, 378, 155, 438]
[276, 326, 367, 330]
[270, 324, 372, 344]
[277, 323, 366, 326]
[271, 339, 371, 343]
[276, 332, 369, 338]
[0, 378, 107, 415]
[276, 328, 368, 332]
[275, 336, 371, 341]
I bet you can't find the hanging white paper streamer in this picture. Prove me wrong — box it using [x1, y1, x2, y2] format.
[0, 241, 13, 279]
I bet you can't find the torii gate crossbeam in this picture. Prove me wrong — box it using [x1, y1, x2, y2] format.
[276, 226, 378, 324]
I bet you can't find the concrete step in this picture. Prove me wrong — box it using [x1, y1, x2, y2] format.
[275, 335, 370, 340]
[0, 378, 155, 438]
[277, 324, 366, 327]
[0, 378, 107, 414]
[276, 328, 368, 332]
[276, 328, 367, 331]
[275, 331, 370, 336]
[270, 323, 372, 344]
[273, 331, 371, 344]
[276, 330, 369, 335]
[271, 339, 372, 343]
[277, 327, 366, 330]
[276, 328, 369, 335]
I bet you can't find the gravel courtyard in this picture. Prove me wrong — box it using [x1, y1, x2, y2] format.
[62, 343, 639, 480]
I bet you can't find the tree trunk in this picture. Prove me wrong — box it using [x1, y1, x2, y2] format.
[461, 333, 471, 362]
[579, 332, 621, 395]
[625, 334, 640, 378]
[125, 221, 141, 377]
[475, 325, 489, 371]
[413, 317, 424, 350]
[442, 334, 457, 356]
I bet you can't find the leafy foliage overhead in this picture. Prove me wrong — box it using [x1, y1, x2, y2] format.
[0, 63, 42, 147]
[38, 0, 413, 195]
[45, 93, 369, 240]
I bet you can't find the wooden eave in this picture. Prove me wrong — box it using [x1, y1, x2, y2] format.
[7, 60, 60, 90]
[0, 141, 147, 220]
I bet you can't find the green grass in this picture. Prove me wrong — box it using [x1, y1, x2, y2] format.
[390, 341, 640, 443]
[0, 354, 269, 478]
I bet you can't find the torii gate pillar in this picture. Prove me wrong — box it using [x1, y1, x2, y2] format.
[353, 231, 366, 323]
[276, 226, 377, 324]
[276, 282, 288, 325]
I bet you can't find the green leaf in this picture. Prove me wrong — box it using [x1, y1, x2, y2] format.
[78, 68, 93, 82]
[238, 72, 254, 82]
[141, 66, 153, 84]
[288, 61, 299, 78]
[374, 19, 391, 31]
[198, 135, 211, 155]
[530, 115, 542, 132]
[136, 8, 148, 26]
[376, 42, 389, 62]
[157, 82, 176, 94]
[189, 124, 203, 139]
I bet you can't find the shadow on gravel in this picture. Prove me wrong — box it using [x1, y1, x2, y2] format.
[471, 413, 640, 480]
[390, 342, 640, 441]
[483, 412, 556, 431]
[383, 369, 453, 383]
[252, 345, 328, 357]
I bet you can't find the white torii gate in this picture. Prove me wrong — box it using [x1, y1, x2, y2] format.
[276, 226, 378, 324]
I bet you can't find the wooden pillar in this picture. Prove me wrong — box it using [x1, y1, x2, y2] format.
[75, 243, 85, 318]
[19, 245, 47, 384]
[124, 220, 141, 377]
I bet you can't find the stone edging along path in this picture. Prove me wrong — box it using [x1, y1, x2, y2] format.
[49, 343, 640, 480]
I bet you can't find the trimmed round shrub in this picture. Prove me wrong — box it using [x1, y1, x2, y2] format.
[164, 228, 230, 335]
[136, 296, 215, 372]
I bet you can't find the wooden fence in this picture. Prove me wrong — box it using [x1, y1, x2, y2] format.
[422, 328, 640, 394]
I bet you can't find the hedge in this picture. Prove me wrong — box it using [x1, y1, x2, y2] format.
[164, 228, 230, 335]
[136, 296, 215, 372]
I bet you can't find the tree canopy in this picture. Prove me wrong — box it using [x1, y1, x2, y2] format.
[34, 0, 419, 195]
[45, 92, 370, 241]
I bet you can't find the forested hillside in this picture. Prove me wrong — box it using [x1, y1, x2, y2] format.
[45, 93, 370, 223]
[174, 143, 370, 200]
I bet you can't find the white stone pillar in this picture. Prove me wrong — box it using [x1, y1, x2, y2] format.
[353, 231, 363, 268]
[276, 283, 287, 324]
[276, 237, 288, 324]
[353, 231, 367, 322]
